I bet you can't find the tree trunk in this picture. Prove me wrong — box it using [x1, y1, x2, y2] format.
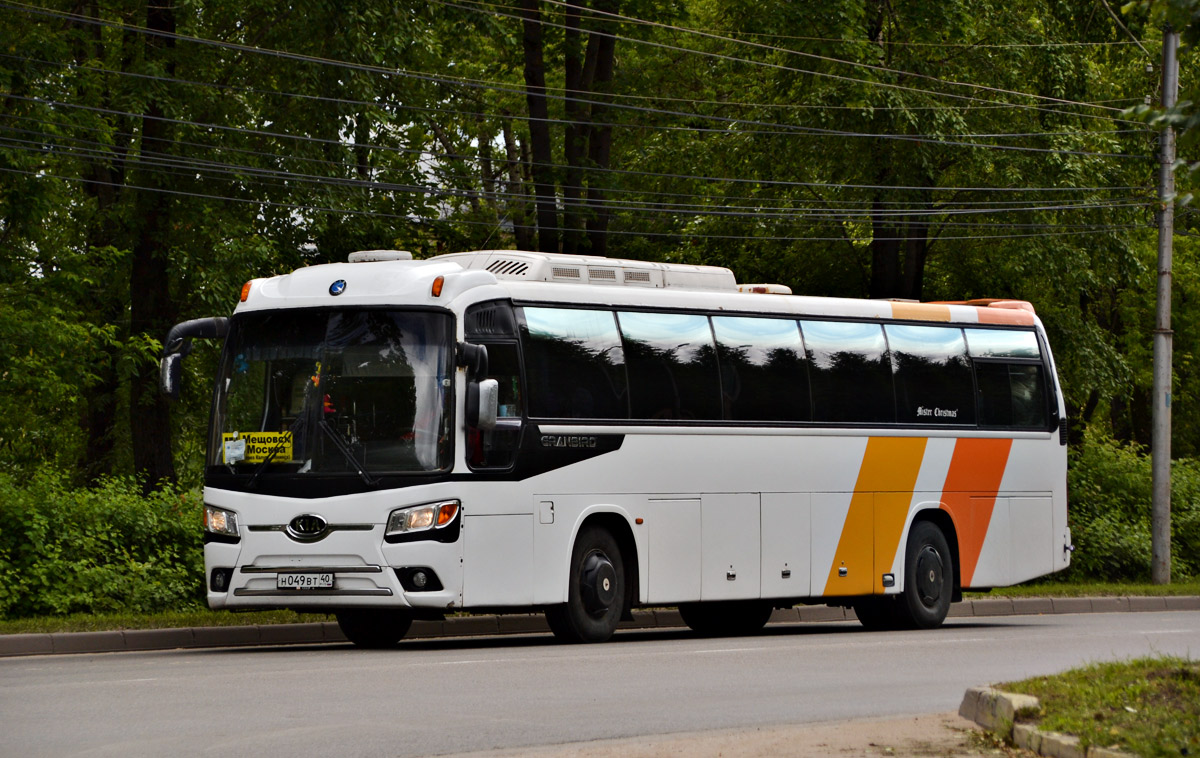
[128, 0, 178, 490]
[503, 118, 535, 250]
[585, 0, 618, 257]
[869, 192, 902, 299]
[520, 0, 558, 253]
[561, 0, 587, 255]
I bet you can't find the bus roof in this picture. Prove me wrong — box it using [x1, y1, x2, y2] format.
[235, 249, 1038, 328]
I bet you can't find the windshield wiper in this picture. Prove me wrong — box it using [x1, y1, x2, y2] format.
[319, 419, 378, 487]
[246, 435, 291, 490]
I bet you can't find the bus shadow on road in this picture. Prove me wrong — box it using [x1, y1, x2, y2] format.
[205, 617, 1032, 656]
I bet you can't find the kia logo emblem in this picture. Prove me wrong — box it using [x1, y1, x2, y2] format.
[287, 514, 329, 542]
[329, 279, 347, 296]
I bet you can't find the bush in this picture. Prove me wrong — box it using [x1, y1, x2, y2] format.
[1066, 428, 1200, 582]
[0, 473, 205, 618]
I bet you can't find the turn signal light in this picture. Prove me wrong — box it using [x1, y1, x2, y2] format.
[431, 276, 444, 298]
[436, 501, 459, 526]
[239, 281, 252, 302]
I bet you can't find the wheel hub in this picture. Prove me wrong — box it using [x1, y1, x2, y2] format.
[914, 545, 944, 607]
[579, 550, 617, 616]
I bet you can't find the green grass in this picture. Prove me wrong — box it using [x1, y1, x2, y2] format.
[0, 609, 332, 635]
[1002, 657, 1200, 758]
[966, 579, 1200, 598]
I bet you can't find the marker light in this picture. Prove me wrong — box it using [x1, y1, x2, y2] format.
[239, 281, 252, 302]
[386, 500, 460, 537]
[431, 276, 445, 298]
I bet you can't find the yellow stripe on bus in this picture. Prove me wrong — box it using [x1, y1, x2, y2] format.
[822, 437, 927, 596]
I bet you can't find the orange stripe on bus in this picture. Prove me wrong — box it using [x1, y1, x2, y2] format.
[939, 437, 1012, 587]
[890, 302, 952, 322]
[974, 307, 1035, 326]
[825, 437, 927, 595]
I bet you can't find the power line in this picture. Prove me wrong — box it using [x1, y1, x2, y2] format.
[0, 53, 1150, 159]
[0, 166, 1150, 242]
[3, 0, 1146, 130]
[466, 0, 1152, 50]
[0, 134, 1153, 228]
[0, 95, 1153, 192]
[4, 108, 1149, 216]
[4, 53, 1150, 135]
[434, 0, 1140, 120]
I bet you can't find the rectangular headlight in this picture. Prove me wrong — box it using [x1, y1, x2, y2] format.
[204, 505, 240, 537]
[386, 500, 460, 537]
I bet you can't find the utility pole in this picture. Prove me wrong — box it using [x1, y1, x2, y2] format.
[1152, 27, 1180, 585]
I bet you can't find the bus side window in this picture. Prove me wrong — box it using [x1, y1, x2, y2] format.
[467, 342, 523, 469]
[617, 311, 721, 421]
[886, 324, 974, 425]
[711, 316, 810, 422]
[965, 329, 1048, 430]
[520, 307, 628, 420]
[801, 320, 893, 424]
[974, 362, 1048, 429]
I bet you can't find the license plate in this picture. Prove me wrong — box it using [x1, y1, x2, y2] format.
[276, 572, 334, 590]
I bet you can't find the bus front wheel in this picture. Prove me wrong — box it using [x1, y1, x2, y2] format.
[895, 521, 954, 629]
[335, 609, 413, 649]
[545, 526, 626, 643]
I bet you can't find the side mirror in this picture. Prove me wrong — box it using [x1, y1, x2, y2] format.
[159, 316, 229, 399]
[160, 352, 183, 400]
[467, 379, 499, 431]
[457, 342, 489, 381]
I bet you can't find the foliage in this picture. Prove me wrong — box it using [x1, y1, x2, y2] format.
[0, 473, 205, 618]
[1065, 427, 1200, 581]
[1003, 656, 1200, 757]
[2, 0, 1200, 591]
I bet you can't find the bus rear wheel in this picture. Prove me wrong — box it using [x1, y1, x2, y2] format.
[894, 521, 954, 629]
[679, 600, 773, 636]
[545, 526, 626, 643]
[335, 609, 413, 649]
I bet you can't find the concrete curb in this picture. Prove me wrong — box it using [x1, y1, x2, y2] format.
[0, 595, 1196, 657]
[959, 687, 1135, 758]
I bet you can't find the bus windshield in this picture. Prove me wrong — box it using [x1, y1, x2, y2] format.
[209, 309, 454, 476]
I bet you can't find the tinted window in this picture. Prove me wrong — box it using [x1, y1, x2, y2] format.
[965, 329, 1040, 358]
[712, 316, 810, 421]
[467, 342, 523, 469]
[976, 362, 1048, 428]
[801, 320, 893, 423]
[521, 307, 628, 419]
[618, 311, 721, 420]
[886, 325, 975, 425]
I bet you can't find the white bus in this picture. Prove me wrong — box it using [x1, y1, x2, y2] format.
[161, 249, 1072, 647]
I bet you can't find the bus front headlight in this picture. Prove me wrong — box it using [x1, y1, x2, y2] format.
[386, 500, 460, 537]
[204, 505, 240, 538]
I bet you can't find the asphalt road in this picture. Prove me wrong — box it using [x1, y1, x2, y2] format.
[2, 612, 1197, 758]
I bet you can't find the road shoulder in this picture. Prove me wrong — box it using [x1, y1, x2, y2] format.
[439, 713, 1027, 758]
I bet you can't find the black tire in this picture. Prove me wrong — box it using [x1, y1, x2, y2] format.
[852, 597, 902, 631]
[894, 521, 954, 629]
[335, 609, 413, 649]
[678, 600, 774, 637]
[545, 525, 626, 643]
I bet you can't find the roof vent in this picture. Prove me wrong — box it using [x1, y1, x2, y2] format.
[589, 268, 617, 282]
[348, 250, 413, 263]
[487, 259, 530, 277]
[552, 266, 582, 279]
